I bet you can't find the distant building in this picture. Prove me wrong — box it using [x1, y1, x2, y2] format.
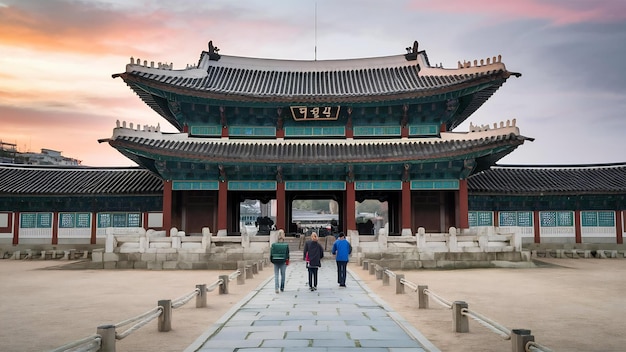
[0, 141, 17, 164]
[18, 148, 81, 166]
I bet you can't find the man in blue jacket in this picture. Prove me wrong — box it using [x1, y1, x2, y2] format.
[331, 232, 352, 287]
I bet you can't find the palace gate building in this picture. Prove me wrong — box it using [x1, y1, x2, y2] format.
[103, 40, 529, 237]
[1, 41, 623, 249]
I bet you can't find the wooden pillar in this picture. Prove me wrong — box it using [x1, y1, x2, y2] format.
[616, 210, 623, 244]
[533, 211, 541, 243]
[346, 182, 356, 231]
[52, 211, 59, 245]
[574, 210, 582, 243]
[90, 211, 97, 244]
[276, 182, 285, 232]
[458, 179, 469, 229]
[12, 211, 19, 245]
[493, 210, 499, 227]
[401, 181, 411, 230]
[143, 212, 149, 231]
[162, 180, 173, 233]
[217, 180, 228, 233]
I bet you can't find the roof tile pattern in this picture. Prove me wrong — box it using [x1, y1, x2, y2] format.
[110, 133, 526, 165]
[0, 165, 163, 195]
[468, 163, 626, 194]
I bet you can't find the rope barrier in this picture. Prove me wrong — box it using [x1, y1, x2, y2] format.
[399, 277, 419, 292]
[228, 269, 241, 281]
[48, 335, 101, 352]
[206, 278, 223, 292]
[383, 269, 396, 278]
[423, 288, 452, 309]
[527, 340, 554, 352]
[115, 307, 163, 340]
[461, 307, 511, 339]
[172, 288, 201, 309]
[114, 306, 162, 330]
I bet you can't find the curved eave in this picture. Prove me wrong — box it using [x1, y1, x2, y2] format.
[107, 134, 528, 167]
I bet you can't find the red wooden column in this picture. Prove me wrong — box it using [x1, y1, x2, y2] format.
[346, 182, 356, 231]
[217, 181, 228, 233]
[458, 179, 469, 229]
[574, 210, 582, 243]
[52, 211, 59, 245]
[401, 181, 411, 230]
[12, 211, 19, 245]
[533, 211, 541, 243]
[616, 210, 624, 244]
[90, 212, 97, 244]
[162, 180, 173, 233]
[275, 182, 285, 232]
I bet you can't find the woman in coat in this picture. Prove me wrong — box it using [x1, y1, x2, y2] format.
[303, 232, 324, 291]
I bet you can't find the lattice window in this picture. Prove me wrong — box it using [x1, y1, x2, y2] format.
[59, 213, 91, 228]
[499, 211, 533, 227]
[20, 213, 52, 229]
[97, 212, 142, 228]
[582, 211, 615, 227]
[469, 211, 493, 227]
[540, 211, 573, 227]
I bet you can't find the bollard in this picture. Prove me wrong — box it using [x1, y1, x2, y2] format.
[245, 265, 254, 279]
[363, 260, 369, 270]
[369, 262, 376, 275]
[258, 260, 263, 271]
[158, 299, 172, 332]
[252, 262, 259, 275]
[418, 285, 429, 309]
[375, 265, 383, 280]
[97, 324, 116, 352]
[382, 268, 390, 286]
[237, 264, 246, 285]
[219, 274, 230, 294]
[395, 274, 405, 294]
[196, 284, 207, 308]
[452, 301, 469, 333]
[511, 329, 534, 352]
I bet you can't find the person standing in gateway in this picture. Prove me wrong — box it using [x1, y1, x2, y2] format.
[331, 232, 352, 287]
[270, 234, 290, 293]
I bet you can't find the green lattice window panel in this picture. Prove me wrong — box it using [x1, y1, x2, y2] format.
[469, 211, 493, 227]
[581, 211, 615, 227]
[229, 126, 276, 137]
[20, 212, 52, 229]
[408, 124, 439, 136]
[284, 126, 345, 137]
[97, 212, 142, 228]
[190, 125, 221, 136]
[540, 211, 573, 227]
[59, 212, 91, 228]
[353, 126, 401, 137]
[499, 211, 533, 227]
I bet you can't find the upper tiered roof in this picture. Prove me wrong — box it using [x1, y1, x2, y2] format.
[113, 41, 520, 131]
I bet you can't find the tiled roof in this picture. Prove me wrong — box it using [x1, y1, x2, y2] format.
[116, 50, 515, 104]
[468, 163, 626, 194]
[0, 164, 163, 195]
[109, 133, 527, 166]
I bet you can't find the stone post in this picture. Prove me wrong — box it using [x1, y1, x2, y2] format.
[417, 227, 426, 250]
[158, 300, 172, 332]
[237, 262, 246, 285]
[382, 268, 390, 286]
[369, 262, 376, 275]
[448, 227, 458, 252]
[418, 285, 429, 309]
[511, 329, 534, 352]
[375, 264, 383, 280]
[452, 301, 469, 333]
[362, 260, 369, 270]
[395, 274, 405, 294]
[219, 274, 229, 294]
[196, 284, 207, 308]
[97, 325, 116, 352]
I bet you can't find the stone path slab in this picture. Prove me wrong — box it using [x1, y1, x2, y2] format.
[185, 259, 439, 352]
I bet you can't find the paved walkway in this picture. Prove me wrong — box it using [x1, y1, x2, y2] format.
[184, 258, 440, 352]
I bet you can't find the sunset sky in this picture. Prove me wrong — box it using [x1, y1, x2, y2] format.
[1, 0, 624, 167]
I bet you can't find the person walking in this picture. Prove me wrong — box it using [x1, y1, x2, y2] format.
[269, 234, 290, 293]
[331, 232, 352, 287]
[303, 232, 324, 291]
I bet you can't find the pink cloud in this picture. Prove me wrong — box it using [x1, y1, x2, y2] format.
[408, 0, 625, 26]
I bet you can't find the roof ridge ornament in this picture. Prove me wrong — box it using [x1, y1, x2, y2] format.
[404, 41, 419, 61]
[208, 40, 221, 61]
